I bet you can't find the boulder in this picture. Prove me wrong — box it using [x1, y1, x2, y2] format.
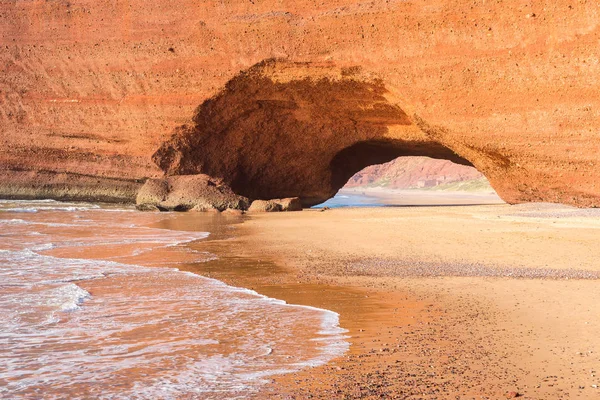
[276, 197, 303, 211]
[248, 200, 282, 212]
[248, 197, 303, 212]
[136, 179, 169, 206]
[136, 175, 249, 212]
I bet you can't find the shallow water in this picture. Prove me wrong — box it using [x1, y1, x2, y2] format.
[0, 200, 348, 399]
[313, 192, 385, 208]
[314, 188, 504, 208]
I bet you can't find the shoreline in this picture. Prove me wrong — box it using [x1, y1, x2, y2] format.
[2, 206, 352, 398]
[184, 204, 600, 399]
[4, 199, 600, 397]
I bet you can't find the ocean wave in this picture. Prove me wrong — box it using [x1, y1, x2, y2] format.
[5, 206, 100, 213]
[32, 243, 56, 251]
[2, 207, 39, 213]
[2, 264, 349, 399]
[0, 199, 58, 204]
[0, 203, 349, 399]
[49, 283, 91, 312]
[0, 218, 28, 224]
[0, 199, 102, 213]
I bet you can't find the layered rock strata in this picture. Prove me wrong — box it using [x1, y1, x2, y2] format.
[1, 1, 599, 206]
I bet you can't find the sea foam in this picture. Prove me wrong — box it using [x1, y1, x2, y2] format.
[0, 202, 349, 399]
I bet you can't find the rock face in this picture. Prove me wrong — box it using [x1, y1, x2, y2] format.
[136, 175, 249, 211]
[2, 1, 600, 206]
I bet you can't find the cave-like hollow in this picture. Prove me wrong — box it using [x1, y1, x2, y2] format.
[153, 59, 501, 208]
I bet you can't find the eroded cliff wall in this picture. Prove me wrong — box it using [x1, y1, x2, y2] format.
[1, 0, 599, 205]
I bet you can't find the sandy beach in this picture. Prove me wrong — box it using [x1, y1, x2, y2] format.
[186, 202, 600, 399]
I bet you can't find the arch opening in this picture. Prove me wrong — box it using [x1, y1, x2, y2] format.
[319, 153, 502, 208]
[329, 139, 474, 191]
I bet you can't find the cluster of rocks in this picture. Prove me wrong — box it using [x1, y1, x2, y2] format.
[136, 175, 303, 213]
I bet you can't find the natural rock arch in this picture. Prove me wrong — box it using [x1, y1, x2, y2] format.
[153, 59, 509, 207]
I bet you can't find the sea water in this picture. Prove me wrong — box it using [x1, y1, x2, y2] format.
[0, 200, 348, 399]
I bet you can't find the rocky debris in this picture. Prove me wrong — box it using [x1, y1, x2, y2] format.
[136, 174, 249, 212]
[248, 197, 303, 212]
[136, 178, 169, 206]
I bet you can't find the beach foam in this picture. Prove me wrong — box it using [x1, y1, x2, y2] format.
[0, 199, 102, 213]
[0, 202, 348, 399]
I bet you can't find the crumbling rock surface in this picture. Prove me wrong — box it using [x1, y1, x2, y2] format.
[136, 175, 249, 212]
[2, 1, 600, 206]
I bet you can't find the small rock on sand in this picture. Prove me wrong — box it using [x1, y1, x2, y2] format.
[248, 200, 281, 212]
[248, 197, 303, 212]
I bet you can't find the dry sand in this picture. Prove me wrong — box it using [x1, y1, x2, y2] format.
[188, 202, 600, 399]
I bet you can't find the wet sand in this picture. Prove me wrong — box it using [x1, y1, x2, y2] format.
[186, 202, 600, 399]
[334, 187, 504, 207]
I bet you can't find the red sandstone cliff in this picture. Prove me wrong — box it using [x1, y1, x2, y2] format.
[1, 1, 599, 206]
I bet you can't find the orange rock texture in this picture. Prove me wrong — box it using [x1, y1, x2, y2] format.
[1, 1, 599, 206]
